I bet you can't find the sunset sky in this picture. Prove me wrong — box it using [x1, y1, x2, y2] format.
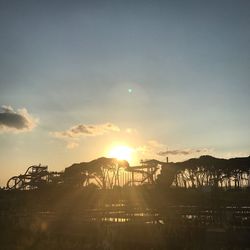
[0, 0, 250, 186]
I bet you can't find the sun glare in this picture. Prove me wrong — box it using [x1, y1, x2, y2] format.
[108, 145, 133, 162]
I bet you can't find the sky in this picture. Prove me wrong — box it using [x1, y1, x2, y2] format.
[0, 0, 250, 186]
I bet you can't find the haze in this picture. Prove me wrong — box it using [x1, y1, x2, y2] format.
[0, 0, 250, 186]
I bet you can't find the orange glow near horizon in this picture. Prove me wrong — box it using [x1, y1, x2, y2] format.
[108, 145, 134, 163]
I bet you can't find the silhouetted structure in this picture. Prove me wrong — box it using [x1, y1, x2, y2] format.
[6, 155, 250, 190]
[6, 165, 63, 190]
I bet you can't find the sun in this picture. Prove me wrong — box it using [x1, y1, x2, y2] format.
[108, 145, 133, 162]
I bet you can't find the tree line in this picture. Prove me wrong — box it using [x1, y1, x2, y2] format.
[158, 155, 250, 189]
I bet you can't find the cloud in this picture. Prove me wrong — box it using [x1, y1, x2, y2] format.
[135, 140, 167, 160]
[136, 140, 165, 154]
[66, 142, 79, 149]
[136, 140, 212, 161]
[51, 123, 120, 149]
[147, 140, 166, 149]
[52, 123, 120, 139]
[0, 105, 37, 133]
[157, 148, 210, 156]
[125, 128, 137, 134]
[220, 151, 250, 159]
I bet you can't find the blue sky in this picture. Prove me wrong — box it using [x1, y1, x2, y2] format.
[0, 0, 250, 186]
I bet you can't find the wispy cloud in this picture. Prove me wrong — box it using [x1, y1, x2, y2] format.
[125, 128, 137, 134]
[157, 148, 211, 156]
[52, 123, 120, 139]
[0, 105, 38, 133]
[136, 140, 166, 159]
[51, 122, 120, 149]
[136, 140, 212, 161]
[220, 151, 250, 159]
[66, 141, 79, 149]
[136, 140, 165, 153]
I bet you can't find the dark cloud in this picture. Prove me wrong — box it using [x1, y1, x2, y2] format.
[52, 123, 120, 139]
[158, 148, 209, 156]
[0, 105, 37, 132]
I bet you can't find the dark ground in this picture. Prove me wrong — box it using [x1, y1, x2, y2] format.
[1, 187, 250, 250]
